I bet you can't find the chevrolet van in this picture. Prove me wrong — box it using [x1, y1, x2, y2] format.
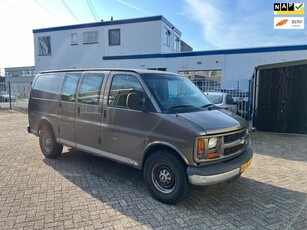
[28, 69, 253, 204]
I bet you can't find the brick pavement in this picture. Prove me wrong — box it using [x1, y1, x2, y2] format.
[0, 110, 306, 229]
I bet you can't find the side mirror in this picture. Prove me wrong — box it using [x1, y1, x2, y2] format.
[127, 92, 154, 112]
[126, 92, 142, 111]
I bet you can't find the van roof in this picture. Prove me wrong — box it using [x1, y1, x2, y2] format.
[40, 68, 174, 75]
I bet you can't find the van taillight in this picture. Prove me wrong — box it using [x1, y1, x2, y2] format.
[28, 84, 32, 96]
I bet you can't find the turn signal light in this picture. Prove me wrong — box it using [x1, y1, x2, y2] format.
[197, 139, 205, 154]
[208, 152, 217, 159]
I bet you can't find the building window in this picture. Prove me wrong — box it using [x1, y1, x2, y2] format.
[71, 33, 78, 45]
[38, 36, 51, 55]
[163, 27, 171, 47]
[174, 36, 180, 51]
[147, 68, 167, 71]
[83, 31, 98, 44]
[109, 29, 120, 46]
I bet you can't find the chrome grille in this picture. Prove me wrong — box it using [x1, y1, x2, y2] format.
[224, 144, 245, 156]
[224, 130, 246, 143]
[223, 128, 248, 158]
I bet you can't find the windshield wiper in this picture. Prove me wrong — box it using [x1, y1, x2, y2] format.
[169, 104, 197, 110]
[201, 103, 214, 108]
[202, 103, 221, 110]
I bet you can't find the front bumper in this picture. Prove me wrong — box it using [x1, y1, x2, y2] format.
[187, 146, 253, 186]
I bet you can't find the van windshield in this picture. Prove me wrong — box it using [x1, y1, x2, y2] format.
[141, 73, 212, 113]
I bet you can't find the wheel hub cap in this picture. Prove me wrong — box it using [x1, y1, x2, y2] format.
[152, 163, 176, 194]
[159, 169, 172, 184]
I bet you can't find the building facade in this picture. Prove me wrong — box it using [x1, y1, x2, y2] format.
[3, 66, 35, 98]
[5, 66, 36, 78]
[33, 16, 189, 72]
[33, 15, 307, 91]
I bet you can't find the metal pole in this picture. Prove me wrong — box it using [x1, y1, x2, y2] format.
[8, 82, 12, 109]
[247, 80, 251, 120]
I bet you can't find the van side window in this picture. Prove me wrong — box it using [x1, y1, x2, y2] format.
[32, 73, 63, 100]
[108, 74, 145, 108]
[78, 73, 104, 104]
[61, 73, 81, 102]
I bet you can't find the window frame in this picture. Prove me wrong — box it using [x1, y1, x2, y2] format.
[71, 33, 78, 45]
[60, 73, 81, 102]
[31, 73, 64, 100]
[108, 29, 120, 46]
[77, 73, 104, 105]
[83, 31, 99, 44]
[108, 74, 146, 109]
[38, 36, 52, 56]
[163, 27, 171, 47]
[174, 35, 180, 51]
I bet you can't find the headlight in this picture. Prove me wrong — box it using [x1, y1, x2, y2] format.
[208, 137, 218, 149]
[195, 137, 220, 161]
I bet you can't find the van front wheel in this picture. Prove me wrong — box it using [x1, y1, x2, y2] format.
[39, 124, 63, 158]
[143, 151, 190, 204]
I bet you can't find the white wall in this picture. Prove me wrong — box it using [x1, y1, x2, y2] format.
[34, 19, 169, 71]
[104, 21, 162, 56]
[34, 28, 105, 71]
[223, 50, 307, 81]
[99, 49, 307, 83]
[33, 17, 307, 86]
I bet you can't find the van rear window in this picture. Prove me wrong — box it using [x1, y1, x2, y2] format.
[32, 73, 64, 99]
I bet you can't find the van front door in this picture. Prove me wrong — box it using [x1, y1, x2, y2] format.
[75, 72, 105, 150]
[101, 72, 155, 166]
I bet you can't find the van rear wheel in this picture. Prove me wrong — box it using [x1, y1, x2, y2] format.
[39, 124, 63, 158]
[143, 150, 190, 204]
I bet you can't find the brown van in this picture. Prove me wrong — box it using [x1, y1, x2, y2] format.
[28, 69, 253, 204]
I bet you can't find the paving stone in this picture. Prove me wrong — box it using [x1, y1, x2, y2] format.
[0, 111, 306, 229]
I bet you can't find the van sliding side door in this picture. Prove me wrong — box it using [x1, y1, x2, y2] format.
[74, 72, 106, 150]
[58, 72, 81, 147]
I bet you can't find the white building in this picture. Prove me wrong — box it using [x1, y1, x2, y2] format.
[33, 15, 307, 90]
[5, 66, 36, 78]
[3, 66, 35, 98]
[34, 16, 191, 71]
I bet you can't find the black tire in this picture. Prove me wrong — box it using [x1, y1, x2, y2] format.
[39, 124, 63, 158]
[143, 150, 190, 204]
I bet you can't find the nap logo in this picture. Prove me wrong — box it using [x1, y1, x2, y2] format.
[274, 17, 304, 29]
[274, 3, 304, 14]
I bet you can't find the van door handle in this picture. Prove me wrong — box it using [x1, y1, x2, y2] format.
[103, 110, 106, 121]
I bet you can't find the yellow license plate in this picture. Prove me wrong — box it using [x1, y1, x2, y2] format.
[241, 159, 252, 173]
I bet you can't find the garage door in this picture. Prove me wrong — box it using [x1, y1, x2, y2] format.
[255, 64, 307, 134]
